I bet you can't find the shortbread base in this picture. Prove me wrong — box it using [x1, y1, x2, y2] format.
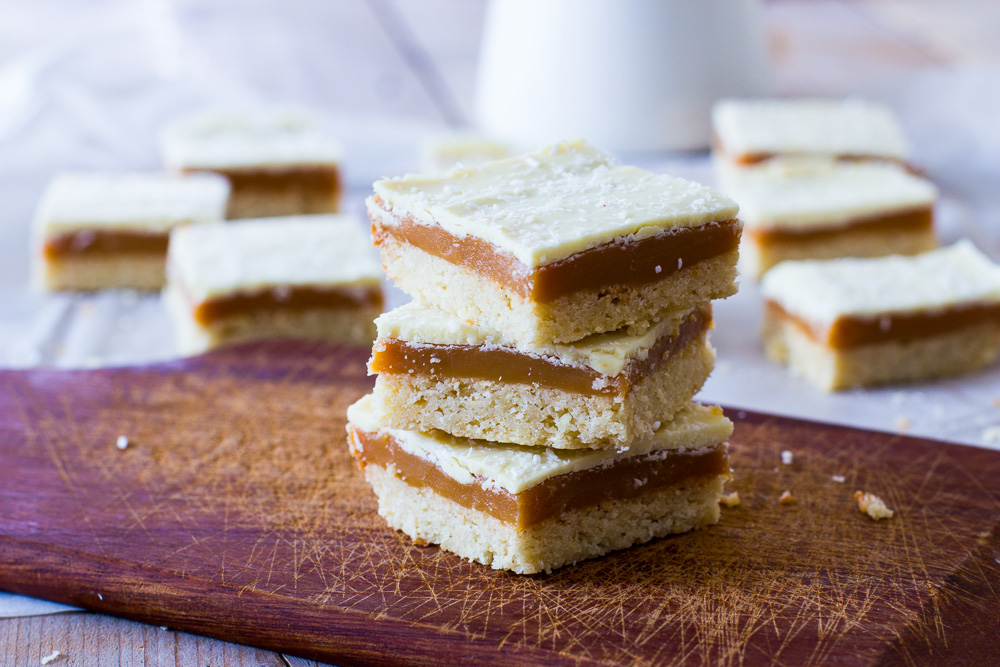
[740, 224, 937, 279]
[185, 167, 341, 220]
[762, 313, 1000, 391]
[376, 232, 738, 345]
[37, 253, 166, 291]
[374, 335, 715, 448]
[164, 285, 379, 355]
[363, 463, 725, 575]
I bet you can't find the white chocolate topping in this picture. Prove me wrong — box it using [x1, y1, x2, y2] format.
[761, 241, 1000, 325]
[371, 140, 738, 268]
[167, 215, 382, 303]
[727, 159, 936, 231]
[712, 98, 910, 162]
[375, 300, 693, 377]
[35, 172, 229, 235]
[161, 108, 344, 170]
[347, 394, 732, 494]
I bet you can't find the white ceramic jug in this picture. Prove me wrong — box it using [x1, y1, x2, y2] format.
[475, 0, 770, 152]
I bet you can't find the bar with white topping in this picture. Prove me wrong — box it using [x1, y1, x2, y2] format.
[370, 301, 715, 448]
[368, 140, 741, 345]
[346, 394, 732, 574]
[727, 159, 937, 279]
[712, 98, 911, 174]
[165, 215, 384, 354]
[33, 171, 229, 291]
[161, 108, 344, 219]
[761, 242, 1000, 390]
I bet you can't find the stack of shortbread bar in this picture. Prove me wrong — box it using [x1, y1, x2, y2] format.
[347, 140, 743, 574]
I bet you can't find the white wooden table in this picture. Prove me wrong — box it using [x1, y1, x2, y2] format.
[2, 1, 999, 664]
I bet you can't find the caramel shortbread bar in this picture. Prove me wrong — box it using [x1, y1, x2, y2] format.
[165, 215, 383, 354]
[369, 140, 741, 345]
[346, 394, 732, 574]
[33, 171, 229, 291]
[161, 108, 344, 219]
[711, 98, 911, 172]
[761, 242, 1000, 390]
[370, 300, 714, 448]
[729, 159, 937, 279]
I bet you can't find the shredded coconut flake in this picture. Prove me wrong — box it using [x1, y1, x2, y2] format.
[41, 651, 61, 665]
[831, 475, 846, 483]
[654, 265, 662, 274]
[854, 490, 894, 520]
[780, 450, 793, 465]
[116, 435, 129, 450]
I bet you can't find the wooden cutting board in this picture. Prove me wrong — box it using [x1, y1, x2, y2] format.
[1, 341, 998, 666]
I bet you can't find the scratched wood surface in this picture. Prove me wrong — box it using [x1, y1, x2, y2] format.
[1, 340, 999, 666]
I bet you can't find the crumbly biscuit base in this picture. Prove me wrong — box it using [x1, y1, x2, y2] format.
[762, 312, 1000, 391]
[363, 463, 725, 574]
[373, 335, 715, 448]
[37, 253, 166, 291]
[377, 232, 738, 345]
[740, 224, 937, 280]
[164, 285, 378, 354]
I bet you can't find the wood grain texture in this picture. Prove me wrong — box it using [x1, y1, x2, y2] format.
[1, 340, 999, 666]
[0, 612, 302, 667]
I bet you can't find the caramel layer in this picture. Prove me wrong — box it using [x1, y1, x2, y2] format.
[766, 300, 1000, 350]
[371, 197, 740, 303]
[43, 231, 168, 259]
[193, 286, 383, 325]
[732, 152, 903, 167]
[747, 207, 932, 246]
[370, 306, 710, 397]
[349, 426, 729, 530]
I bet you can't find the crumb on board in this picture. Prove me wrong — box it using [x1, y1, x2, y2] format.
[982, 425, 1000, 444]
[780, 450, 793, 465]
[854, 490, 894, 520]
[116, 435, 128, 450]
[831, 475, 846, 483]
[895, 417, 911, 433]
[779, 490, 795, 505]
[719, 492, 741, 508]
[40, 650, 61, 665]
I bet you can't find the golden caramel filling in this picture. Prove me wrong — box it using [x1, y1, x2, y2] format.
[348, 426, 729, 530]
[766, 300, 1000, 349]
[732, 152, 905, 167]
[370, 196, 741, 303]
[747, 207, 932, 246]
[370, 306, 710, 397]
[193, 286, 383, 325]
[43, 231, 168, 259]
